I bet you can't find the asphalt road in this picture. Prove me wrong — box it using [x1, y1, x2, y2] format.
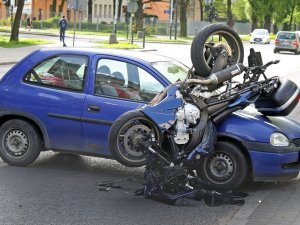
[0, 36, 300, 225]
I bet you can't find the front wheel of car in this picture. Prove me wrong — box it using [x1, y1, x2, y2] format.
[0, 119, 43, 166]
[198, 141, 248, 191]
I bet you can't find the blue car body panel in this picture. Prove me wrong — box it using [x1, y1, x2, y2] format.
[1, 48, 300, 182]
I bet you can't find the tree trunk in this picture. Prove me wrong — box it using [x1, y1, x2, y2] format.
[10, 0, 25, 41]
[199, 0, 203, 21]
[135, 0, 144, 31]
[226, 0, 234, 27]
[51, 0, 57, 17]
[250, 12, 257, 31]
[288, 0, 296, 31]
[179, 0, 189, 37]
[273, 23, 278, 34]
[117, 0, 122, 21]
[88, 0, 93, 23]
[59, 0, 66, 13]
[263, 14, 271, 32]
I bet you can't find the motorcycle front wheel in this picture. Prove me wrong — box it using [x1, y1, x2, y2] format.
[109, 110, 160, 167]
[191, 23, 244, 77]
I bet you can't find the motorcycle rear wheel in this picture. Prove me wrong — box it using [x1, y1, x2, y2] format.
[109, 110, 160, 167]
[191, 24, 244, 77]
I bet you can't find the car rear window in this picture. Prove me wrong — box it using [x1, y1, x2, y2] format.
[277, 33, 296, 40]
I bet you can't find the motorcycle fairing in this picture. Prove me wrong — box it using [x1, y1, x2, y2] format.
[142, 85, 183, 132]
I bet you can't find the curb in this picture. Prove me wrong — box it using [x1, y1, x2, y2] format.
[0, 61, 18, 66]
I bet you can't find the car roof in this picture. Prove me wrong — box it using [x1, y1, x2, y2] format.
[36, 48, 174, 64]
[253, 29, 268, 32]
[277, 31, 297, 34]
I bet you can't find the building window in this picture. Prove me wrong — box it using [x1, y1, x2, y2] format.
[99, 5, 102, 17]
[94, 4, 98, 17]
[104, 5, 107, 18]
[108, 5, 112, 18]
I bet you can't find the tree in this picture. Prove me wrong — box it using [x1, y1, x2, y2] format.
[247, 0, 261, 31]
[10, 0, 25, 41]
[117, 0, 123, 21]
[88, 0, 93, 23]
[179, 0, 189, 37]
[287, 0, 300, 30]
[232, 0, 247, 21]
[51, 0, 57, 17]
[226, 0, 234, 27]
[59, 0, 66, 13]
[199, 0, 204, 21]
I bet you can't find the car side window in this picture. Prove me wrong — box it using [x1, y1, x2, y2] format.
[24, 55, 88, 91]
[95, 59, 164, 102]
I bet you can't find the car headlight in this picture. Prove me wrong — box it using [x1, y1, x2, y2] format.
[270, 132, 290, 147]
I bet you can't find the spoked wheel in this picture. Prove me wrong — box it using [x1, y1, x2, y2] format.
[198, 141, 248, 190]
[191, 24, 244, 77]
[109, 110, 160, 167]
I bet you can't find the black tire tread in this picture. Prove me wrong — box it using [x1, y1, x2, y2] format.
[109, 110, 156, 167]
[198, 141, 248, 191]
[191, 24, 244, 77]
[0, 119, 42, 166]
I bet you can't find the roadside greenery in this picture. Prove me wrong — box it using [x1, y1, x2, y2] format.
[0, 35, 51, 48]
[96, 40, 140, 49]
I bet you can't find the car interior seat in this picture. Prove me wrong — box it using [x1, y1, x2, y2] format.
[111, 71, 128, 98]
[95, 65, 118, 97]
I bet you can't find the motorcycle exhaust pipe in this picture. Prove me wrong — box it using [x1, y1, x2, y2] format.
[209, 63, 246, 85]
[184, 63, 245, 87]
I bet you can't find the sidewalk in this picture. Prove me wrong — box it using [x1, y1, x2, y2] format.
[0, 37, 100, 65]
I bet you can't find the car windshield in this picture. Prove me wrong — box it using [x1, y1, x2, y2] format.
[151, 60, 189, 83]
[277, 32, 296, 40]
[253, 30, 267, 35]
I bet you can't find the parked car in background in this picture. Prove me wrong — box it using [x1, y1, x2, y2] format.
[250, 29, 270, 44]
[0, 48, 300, 189]
[274, 31, 300, 54]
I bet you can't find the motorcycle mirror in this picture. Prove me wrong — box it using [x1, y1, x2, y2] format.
[248, 48, 263, 67]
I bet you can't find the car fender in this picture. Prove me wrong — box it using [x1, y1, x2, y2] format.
[0, 109, 51, 148]
[216, 110, 300, 143]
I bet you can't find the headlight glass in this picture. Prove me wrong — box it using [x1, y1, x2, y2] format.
[270, 132, 289, 147]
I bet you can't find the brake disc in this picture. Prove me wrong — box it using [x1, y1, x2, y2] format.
[123, 124, 151, 157]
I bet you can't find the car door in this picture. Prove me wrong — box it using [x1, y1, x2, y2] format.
[21, 54, 89, 151]
[81, 55, 166, 156]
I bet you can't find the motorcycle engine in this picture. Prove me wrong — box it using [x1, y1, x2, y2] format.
[174, 102, 200, 145]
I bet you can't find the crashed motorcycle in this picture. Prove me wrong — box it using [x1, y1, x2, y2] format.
[108, 24, 299, 205]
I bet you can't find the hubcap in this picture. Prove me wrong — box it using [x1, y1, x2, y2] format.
[206, 153, 234, 183]
[4, 129, 29, 157]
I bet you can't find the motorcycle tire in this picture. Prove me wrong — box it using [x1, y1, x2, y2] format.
[198, 141, 248, 191]
[108, 110, 160, 167]
[191, 24, 244, 77]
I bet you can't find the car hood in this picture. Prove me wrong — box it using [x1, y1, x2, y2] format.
[217, 109, 300, 142]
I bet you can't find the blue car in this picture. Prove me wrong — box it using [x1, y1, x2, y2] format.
[0, 48, 299, 189]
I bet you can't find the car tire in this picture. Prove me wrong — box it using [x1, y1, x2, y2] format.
[109, 110, 160, 167]
[198, 141, 248, 191]
[0, 119, 43, 166]
[190, 24, 244, 77]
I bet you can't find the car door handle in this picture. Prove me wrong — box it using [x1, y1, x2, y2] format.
[87, 105, 100, 112]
